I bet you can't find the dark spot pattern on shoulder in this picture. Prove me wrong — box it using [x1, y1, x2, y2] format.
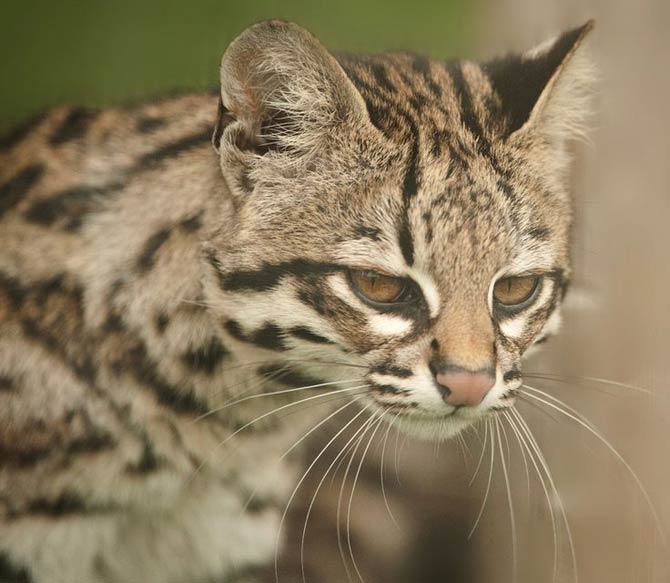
[0, 164, 44, 218]
[136, 227, 172, 272]
[49, 107, 98, 145]
[0, 111, 47, 152]
[136, 116, 166, 133]
[139, 128, 211, 168]
[181, 337, 229, 374]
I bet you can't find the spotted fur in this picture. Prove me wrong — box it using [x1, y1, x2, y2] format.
[0, 19, 594, 582]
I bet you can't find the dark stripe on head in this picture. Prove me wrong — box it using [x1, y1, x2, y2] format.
[139, 128, 211, 168]
[49, 107, 98, 145]
[398, 218, 415, 266]
[447, 62, 488, 149]
[224, 320, 288, 351]
[412, 56, 442, 97]
[24, 182, 123, 230]
[179, 211, 204, 233]
[181, 337, 229, 374]
[0, 164, 44, 218]
[137, 228, 171, 272]
[290, 326, 334, 345]
[370, 382, 410, 396]
[0, 375, 15, 391]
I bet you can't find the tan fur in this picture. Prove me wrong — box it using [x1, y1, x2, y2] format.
[0, 19, 594, 582]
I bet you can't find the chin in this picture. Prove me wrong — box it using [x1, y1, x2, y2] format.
[377, 406, 485, 442]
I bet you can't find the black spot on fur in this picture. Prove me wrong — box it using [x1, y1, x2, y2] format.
[179, 211, 204, 233]
[0, 551, 31, 583]
[24, 182, 123, 230]
[139, 128, 211, 167]
[528, 225, 550, 240]
[125, 435, 162, 474]
[102, 314, 123, 333]
[26, 494, 89, 516]
[224, 320, 288, 351]
[155, 313, 169, 334]
[181, 337, 229, 374]
[289, 326, 334, 345]
[0, 164, 44, 218]
[370, 382, 409, 396]
[0, 375, 15, 391]
[136, 116, 166, 133]
[49, 107, 98, 145]
[137, 227, 171, 272]
[354, 225, 382, 241]
[503, 369, 522, 383]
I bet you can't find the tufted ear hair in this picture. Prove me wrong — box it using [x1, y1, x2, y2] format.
[484, 21, 596, 145]
[213, 20, 370, 195]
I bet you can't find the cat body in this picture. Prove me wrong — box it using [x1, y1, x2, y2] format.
[0, 20, 593, 582]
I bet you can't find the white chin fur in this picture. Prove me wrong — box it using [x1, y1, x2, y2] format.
[388, 411, 475, 442]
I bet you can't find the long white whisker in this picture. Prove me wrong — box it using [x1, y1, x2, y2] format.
[525, 372, 654, 396]
[194, 377, 363, 423]
[522, 384, 665, 544]
[347, 414, 386, 582]
[469, 419, 489, 487]
[380, 412, 402, 531]
[496, 416, 517, 582]
[298, 403, 375, 583]
[512, 407, 578, 582]
[468, 418, 495, 539]
[273, 405, 370, 583]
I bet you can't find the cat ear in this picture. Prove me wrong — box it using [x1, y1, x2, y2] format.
[213, 20, 370, 195]
[484, 21, 596, 144]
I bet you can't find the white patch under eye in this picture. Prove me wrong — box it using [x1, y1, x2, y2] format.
[499, 316, 527, 339]
[405, 267, 440, 318]
[368, 313, 412, 336]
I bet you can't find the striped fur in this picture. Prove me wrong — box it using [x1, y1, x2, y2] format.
[0, 19, 594, 582]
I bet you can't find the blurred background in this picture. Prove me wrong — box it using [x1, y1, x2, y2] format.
[2, 1, 669, 581]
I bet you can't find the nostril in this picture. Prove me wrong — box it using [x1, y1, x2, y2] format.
[435, 371, 495, 407]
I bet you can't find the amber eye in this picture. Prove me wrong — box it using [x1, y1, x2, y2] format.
[493, 275, 540, 307]
[349, 270, 407, 305]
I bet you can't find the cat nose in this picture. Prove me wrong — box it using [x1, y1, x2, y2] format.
[434, 369, 495, 407]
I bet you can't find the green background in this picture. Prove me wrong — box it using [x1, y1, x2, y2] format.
[0, 0, 473, 132]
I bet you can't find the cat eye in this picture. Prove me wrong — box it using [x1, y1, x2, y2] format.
[493, 275, 541, 308]
[348, 269, 408, 306]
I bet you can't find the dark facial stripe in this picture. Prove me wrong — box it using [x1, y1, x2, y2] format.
[257, 364, 325, 388]
[23, 182, 123, 230]
[181, 337, 229, 374]
[136, 227, 171, 272]
[139, 128, 211, 168]
[178, 211, 204, 233]
[371, 364, 414, 378]
[370, 382, 410, 396]
[503, 368, 521, 383]
[217, 259, 340, 292]
[125, 435, 162, 474]
[49, 107, 98, 145]
[289, 326, 334, 345]
[0, 164, 44, 218]
[224, 320, 288, 351]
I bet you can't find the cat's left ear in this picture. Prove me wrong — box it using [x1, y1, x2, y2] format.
[485, 20, 596, 144]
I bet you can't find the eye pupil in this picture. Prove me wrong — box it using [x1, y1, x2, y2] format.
[349, 270, 407, 305]
[493, 275, 540, 307]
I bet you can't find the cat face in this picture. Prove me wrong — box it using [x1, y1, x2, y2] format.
[205, 20, 593, 439]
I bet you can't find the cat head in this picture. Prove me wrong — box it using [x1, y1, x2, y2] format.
[205, 20, 595, 439]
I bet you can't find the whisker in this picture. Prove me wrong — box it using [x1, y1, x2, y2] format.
[347, 413, 386, 582]
[469, 419, 489, 487]
[273, 405, 371, 583]
[336, 412, 380, 581]
[525, 371, 654, 397]
[505, 409, 561, 583]
[298, 404, 376, 583]
[511, 407, 578, 582]
[496, 416, 518, 582]
[468, 418, 496, 539]
[521, 384, 666, 544]
[193, 377, 363, 423]
[380, 411, 402, 531]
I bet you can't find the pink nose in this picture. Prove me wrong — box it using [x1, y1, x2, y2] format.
[435, 370, 495, 407]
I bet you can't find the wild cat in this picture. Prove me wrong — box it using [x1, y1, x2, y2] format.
[0, 18, 598, 583]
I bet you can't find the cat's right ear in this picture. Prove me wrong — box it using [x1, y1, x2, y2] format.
[213, 20, 370, 196]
